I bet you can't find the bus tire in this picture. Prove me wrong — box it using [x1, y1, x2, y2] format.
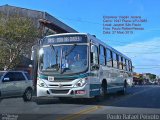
[95, 81, 107, 102]
[100, 82, 107, 97]
[119, 81, 127, 95]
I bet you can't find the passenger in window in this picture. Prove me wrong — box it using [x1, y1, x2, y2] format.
[74, 53, 80, 61]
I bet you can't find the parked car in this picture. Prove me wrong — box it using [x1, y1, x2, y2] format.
[127, 78, 134, 87]
[0, 71, 33, 102]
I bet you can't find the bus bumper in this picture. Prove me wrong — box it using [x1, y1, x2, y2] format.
[37, 85, 91, 98]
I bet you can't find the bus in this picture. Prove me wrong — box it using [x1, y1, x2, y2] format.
[31, 33, 133, 100]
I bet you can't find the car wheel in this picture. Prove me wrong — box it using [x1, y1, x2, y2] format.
[23, 88, 33, 102]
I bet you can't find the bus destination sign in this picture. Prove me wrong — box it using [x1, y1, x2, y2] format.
[42, 35, 87, 45]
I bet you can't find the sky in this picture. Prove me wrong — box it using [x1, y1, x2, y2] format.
[0, 0, 160, 75]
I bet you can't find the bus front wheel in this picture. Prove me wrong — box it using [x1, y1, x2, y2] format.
[95, 82, 107, 102]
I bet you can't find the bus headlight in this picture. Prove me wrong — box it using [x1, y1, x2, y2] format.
[75, 78, 88, 87]
[37, 79, 47, 87]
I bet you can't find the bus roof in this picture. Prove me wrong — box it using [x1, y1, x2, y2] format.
[45, 33, 131, 61]
[46, 33, 87, 37]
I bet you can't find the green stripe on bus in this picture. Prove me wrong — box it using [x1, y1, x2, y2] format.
[38, 72, 97, 80]
[90, 84, 101, 89]
[90, 90, 100, 97]
[90, 84, 101, 97]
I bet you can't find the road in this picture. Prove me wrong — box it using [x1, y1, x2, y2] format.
[0, 85, 160, 120]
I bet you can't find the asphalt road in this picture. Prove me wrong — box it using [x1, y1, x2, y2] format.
[0, 85, 160, 120]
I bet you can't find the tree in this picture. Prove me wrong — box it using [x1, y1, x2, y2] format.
[0, 15, 40, 70]
[148, 73, 156, 80]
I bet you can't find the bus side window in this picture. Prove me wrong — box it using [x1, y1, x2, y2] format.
[119, 56, 122, 69]
[99, 45, 106, 65]
[128, 60, 131, 71]
[116, 54, 119, 69]
[130, 61, 133, 72]
[126, 59, 129, 71]
[91, 44, 99, 69]
[113, 52, 118, 68]
[106, 49, 113, 67]
[123, 58, 126, 70]
[121, 57, 123, 69]
[129, 60, 132, 72]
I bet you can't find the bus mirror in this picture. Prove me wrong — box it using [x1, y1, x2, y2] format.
[91, 45, 95, 53]
[39, 48, 44, 55]
[31, 45, 37, 60]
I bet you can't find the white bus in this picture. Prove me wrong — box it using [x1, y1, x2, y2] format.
[32, 33, 133, 100]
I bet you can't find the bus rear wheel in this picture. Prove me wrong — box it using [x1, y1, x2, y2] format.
[119, 81, 127, 95]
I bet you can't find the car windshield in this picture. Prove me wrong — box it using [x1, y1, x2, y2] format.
[39, 45, 88, 75]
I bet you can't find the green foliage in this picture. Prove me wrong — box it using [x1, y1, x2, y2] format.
[145, 73, 156, 80]
[139, 75, 144, 81]
[0, 15, 40, 70]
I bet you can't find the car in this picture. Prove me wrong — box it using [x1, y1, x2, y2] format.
[0, 71, 33, 102]
[127, 78, 134, 87]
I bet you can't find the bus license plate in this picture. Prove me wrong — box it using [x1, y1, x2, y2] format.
[48, 76, 55, 82]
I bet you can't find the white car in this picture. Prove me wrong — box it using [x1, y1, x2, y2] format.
[127, 78, 134, 87]
[0, 71, 33, 101]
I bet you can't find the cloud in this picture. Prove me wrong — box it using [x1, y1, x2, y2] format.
[114, 37, 160, 75]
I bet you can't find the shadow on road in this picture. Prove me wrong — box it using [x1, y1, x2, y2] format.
[33, 85, 160, 109]
[99, 85, 160, 109]
[32, 92, 127, 106]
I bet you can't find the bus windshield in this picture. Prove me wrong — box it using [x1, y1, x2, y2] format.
[39, 45, 88, 75]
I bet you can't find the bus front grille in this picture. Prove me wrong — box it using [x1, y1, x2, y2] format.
[50, 89, 70, 94]
[49, 84, 72, 87]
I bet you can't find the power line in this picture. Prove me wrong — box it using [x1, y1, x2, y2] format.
[106, 41, 160, 47]
[135, 67, 160, 69]
[134, 65, 160, 66]
[56, 16, 160, 48]
[104, 40, 160, 48]
[113, 44, 160, 48]
[57, 16, 102, 26]
[123, 52, 160, 54]
[136, 68, 160, 69]
[57, 16, 160, 53]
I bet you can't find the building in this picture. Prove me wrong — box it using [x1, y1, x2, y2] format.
[133, 72, 143, 85]
[0, 4, 78, 35]
[0, 4, 78, 75]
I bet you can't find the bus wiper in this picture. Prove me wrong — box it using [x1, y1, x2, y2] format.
[64, 44, 77, 57]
